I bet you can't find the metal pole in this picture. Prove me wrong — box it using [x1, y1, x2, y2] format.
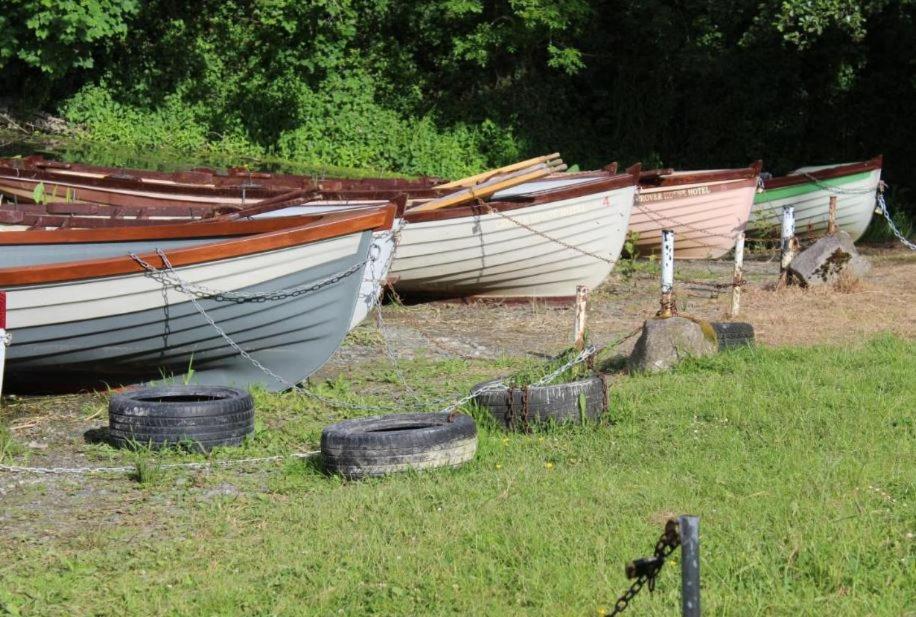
[659, 229, 676, 317]
[0, 291, 7, 401]
[827, 196, 838, 235]
[730, 232, 744, 318]
[778, 207, 797, 288]
[573, 285, 588, 350]
[679, 515, 700, 617]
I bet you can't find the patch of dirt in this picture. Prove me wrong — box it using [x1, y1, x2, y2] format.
[326, 247, 914, 370]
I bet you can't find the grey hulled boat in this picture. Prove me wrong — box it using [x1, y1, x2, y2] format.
[0, 205, 397, 392]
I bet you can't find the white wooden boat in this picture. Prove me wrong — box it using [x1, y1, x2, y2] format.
[390, 168, 639, 299]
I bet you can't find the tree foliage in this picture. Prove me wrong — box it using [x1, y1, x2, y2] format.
[0, 0, 913, 207]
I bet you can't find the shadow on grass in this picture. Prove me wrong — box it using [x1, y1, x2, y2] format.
[83, 426, 111, 445]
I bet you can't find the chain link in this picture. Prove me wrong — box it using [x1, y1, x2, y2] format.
[606, 519, 681, 616]
[633, 200, 742, 244]
[799, 172, 880, 195]
[484, 203, 618, 264]
[135, 249, 404, 413]
[131, 249, 366, 303]
[875, 192, 916, 251]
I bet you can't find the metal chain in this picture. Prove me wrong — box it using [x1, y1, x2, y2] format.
[875, 193, 916, 250]
[633, 200, 741, 244]
[800, 173, 880, 195]
[131, 250, 367, 303]
[485, 203, 618, 264]
[606, 519, 681, 616]
[140, 250, 403, 413]
[0, 451, 319, 476]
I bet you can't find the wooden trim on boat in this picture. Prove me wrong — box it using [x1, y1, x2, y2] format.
[0, 205, 395, 244]
[759, 155, 882, 190]
[638, 162, 762, 188]
[0, 204, 395, 286]
[0, 165, 284, 199]
[1, 156, 441, 194]
[404, 168, 639, 224]
[636, 176, 757, 200]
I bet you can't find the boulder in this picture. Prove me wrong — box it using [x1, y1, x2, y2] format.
[628, 316, 717, 374]
[788, 231, 871, 287]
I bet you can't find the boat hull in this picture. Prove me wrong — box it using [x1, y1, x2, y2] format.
[752, 168, 881, 241]
[390, 186, 636, 298]
[3, 232, 371, 392]
[630, 179, 756, 259]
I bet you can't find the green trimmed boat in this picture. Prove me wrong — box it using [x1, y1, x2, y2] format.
[751, 156, 882, 241]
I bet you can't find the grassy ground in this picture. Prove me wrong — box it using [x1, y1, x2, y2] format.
[1, 335, 913, 616]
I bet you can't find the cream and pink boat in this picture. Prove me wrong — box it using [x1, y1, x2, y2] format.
[496, 162, 761, 260]
[630, 163, 761, 259]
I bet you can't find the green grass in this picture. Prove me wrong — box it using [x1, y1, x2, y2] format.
[1, 336, 914, 615]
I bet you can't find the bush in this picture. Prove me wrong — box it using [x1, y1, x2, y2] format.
[275, 74, 497, 178]
[61, 79, 522, 178]
[62, 86, 263, 158]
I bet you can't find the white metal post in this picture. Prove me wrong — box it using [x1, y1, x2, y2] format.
[779, 207, 797, 287]
[0, 291, 7, 401]
[659, 230, 676, 316]
[730, 232, 745, 317]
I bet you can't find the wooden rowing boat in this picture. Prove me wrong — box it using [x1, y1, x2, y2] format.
[0, 194, 404, 330]
[751, 156, 882, 241]
[0, 205, 397, 392]
[390, 167, 640, 299]
[631, 163, 760, 259]
[486, 163, 759, 259]
[0, 155, 442, 211]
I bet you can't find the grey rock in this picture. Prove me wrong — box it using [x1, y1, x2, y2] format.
[628, 317, 717, 374]
[789, 231, 871, 287]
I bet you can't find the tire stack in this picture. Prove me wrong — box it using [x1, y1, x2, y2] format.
[108, 386, 255, 452]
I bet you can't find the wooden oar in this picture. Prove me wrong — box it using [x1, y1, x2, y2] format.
[409, 164, 563, 213]
[435, 153, 562, 189]
[213, 189, 321, 219]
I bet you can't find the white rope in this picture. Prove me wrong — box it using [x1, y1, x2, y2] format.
[0, 451, 319, 476]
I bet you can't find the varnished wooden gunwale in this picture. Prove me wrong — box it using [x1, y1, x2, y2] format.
[403, 166, 640, 224]
[759, 155, 882, 190]
[0, 208, 392, 245]
[637, 176, 758, 200]
[637, 161, 762, 188]
[0, 204, 396, 286]
[0, 155, 441, 195]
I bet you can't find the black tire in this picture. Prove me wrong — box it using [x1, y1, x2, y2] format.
[473, 376, 607, 430]
[108, 386, 254, 452]
[321, 412, 477, 479]
[710, 322, 755, 351]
